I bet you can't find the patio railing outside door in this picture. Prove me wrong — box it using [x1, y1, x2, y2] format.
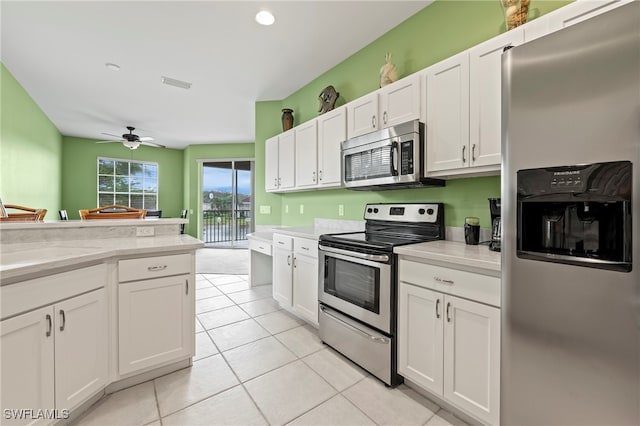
[202, 208, 251, 244]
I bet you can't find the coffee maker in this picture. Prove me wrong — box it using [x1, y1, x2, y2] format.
[489, 198, 501, 252]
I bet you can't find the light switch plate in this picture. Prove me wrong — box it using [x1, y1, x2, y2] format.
[259, 205, 271, 214]
[338, 205, 344, 216]
[299, 204, 304, 214]
[285, 204, 289, 214]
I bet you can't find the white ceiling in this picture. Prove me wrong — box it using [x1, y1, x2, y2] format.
[1, 1, 432, 149]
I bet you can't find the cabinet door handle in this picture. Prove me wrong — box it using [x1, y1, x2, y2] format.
[434, 276, 454, 285]
[462, 145, 466, 164]
[287, 255, 291, 266]
[312, 171, 316, 182]
[278, 177, 281, 186]
[471, 144, 476, 162]
[372, 115, 377, 129]
[383, 111, 388, 125]
[147, 265, 167, 272]
[435, 299, 441, 319]
[319, 170, 323, 181]
[185, 279, 189, 295]
[274, 178, 278, 187]
[46, 314, 52, 337]
[59, 309, 66, 332]
[446, 302, 452, 323]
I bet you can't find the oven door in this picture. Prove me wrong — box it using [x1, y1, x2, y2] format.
[318, 244, 392, 334]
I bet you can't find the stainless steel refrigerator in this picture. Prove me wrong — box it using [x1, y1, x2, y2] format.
[501, 2, 640, 425]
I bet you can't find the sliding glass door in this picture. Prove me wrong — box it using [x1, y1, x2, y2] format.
[201, 160, 253, 248]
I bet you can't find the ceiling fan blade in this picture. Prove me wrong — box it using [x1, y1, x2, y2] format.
[100, 132, 122, 138]
[96, 140, 122, 144]
[141, 140, 166, 148]
[139, 136, 155, 142]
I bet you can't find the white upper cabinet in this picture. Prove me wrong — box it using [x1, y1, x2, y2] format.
[265, 135, 279, 192]
[379, 74, 421, 128]
[426, 28, 522, 177]
[294, 120, 318, 189]
[265, 130, 296, 192]
[548, 0, 633, 31]
[278, 130, 296, 190]
[469, 28, 524, 168]
[347, 75, 421, 139]
[347, 92, 379, 138]
[317, 106, 346, 188]
[426, 51, 470, 173]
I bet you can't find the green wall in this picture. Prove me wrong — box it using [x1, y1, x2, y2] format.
[254, 0, 571, 229]
[1, 63, 63, 219]
[61, 136, 184, 220]
[183, 143, 255, 237]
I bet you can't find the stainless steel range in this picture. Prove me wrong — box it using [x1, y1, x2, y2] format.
[318, 203, 444, 386]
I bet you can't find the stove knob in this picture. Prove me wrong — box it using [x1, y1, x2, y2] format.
[418, 208, 426, 215]
[367, 208, 373, 213]
[373, 208, 379, 214]
[427, 208, 434, 215]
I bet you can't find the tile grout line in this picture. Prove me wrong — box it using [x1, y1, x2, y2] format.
[152, 379, 163, 426]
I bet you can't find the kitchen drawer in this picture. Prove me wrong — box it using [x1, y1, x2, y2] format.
[249, 239, 272, 256]
[273, 234, 293, 251]
[118, 253, 191, 283]
[1, 264, 107, 320]
[398, 258, 500, 307]
[294, 238, 317, 259]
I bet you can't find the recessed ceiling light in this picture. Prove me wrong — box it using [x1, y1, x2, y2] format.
[105, 62, 120, 71]
[255, 10, 275, 26]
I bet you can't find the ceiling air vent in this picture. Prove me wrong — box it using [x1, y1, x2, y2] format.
[161, 76, 192, 90]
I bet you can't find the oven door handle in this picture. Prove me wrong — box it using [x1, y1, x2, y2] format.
[318, 245, 390, 263]
[320, 306, 389, 344]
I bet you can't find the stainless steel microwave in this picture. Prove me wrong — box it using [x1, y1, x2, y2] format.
[341, 120, 444, 190]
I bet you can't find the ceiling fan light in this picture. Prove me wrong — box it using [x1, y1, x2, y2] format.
[123, 140, 140, 150]
[255, 10, 275, 26]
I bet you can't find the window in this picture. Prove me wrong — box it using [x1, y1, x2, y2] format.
[97, 158, 158, 209]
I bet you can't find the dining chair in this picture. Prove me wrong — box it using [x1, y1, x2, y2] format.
[79, 205, 146, 219]
[145, 210, 162, 218]
[180, 209, 187, 234]
[0, 204, 47, 222]
[59, 209, 69, 220]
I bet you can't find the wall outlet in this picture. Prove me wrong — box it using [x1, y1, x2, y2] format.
[338, 204, 344, 216]
[259, 205, 271, 214]
[299, 204, 304, 214]
[285, 204, 289, 214]
[136, 227, 155, 237]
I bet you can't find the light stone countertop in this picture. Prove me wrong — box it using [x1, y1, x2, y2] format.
[0, 235, 204, 284]
[247, 231, 274, 244]
[394, 240, 501, 275]
[0, 218, 186, 230]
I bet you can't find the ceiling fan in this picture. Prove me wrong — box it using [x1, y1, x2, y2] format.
[97, 126, 165, 150]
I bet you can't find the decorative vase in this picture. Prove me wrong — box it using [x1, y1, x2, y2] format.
[502, 0, 529, 31]
[281, 108, 294, 131]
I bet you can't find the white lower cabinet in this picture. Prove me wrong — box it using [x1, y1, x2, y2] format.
[292, 238, 319, 326]
[0, 288, 107, 424]
[272, 234, 294, 307]
[398, 259, 500, 425]
[272, 234, 319, 326]
[54, 289, 108, 410]
[1, 306, 55, 425]
[118, 274, 193, 375]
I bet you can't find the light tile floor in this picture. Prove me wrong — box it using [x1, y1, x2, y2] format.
[72, 274, 467, 426]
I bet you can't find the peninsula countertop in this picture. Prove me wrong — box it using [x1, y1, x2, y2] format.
[1, 234, 204, 284]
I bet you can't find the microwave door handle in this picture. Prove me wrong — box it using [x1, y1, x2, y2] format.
[391, 141, 399, 176]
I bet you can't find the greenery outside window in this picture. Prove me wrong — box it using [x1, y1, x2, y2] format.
[97, 157, 158, 209]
